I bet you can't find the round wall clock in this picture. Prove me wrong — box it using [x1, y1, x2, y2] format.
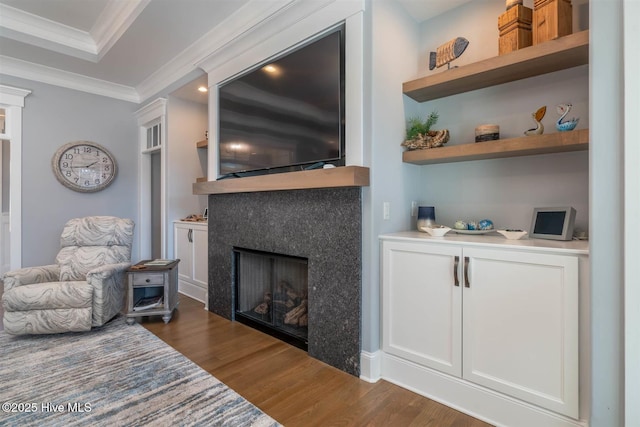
[52, 141, 117, 193]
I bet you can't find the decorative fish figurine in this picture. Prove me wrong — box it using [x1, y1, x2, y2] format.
[429, 37, 469, 70]
[556, 103, 579, 132]
[524, 106, 546, 136]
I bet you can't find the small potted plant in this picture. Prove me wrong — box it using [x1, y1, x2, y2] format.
[401, 111, 450, 150]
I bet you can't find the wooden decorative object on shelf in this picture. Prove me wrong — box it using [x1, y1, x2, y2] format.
[533, 0, 572, 45]
[402, 129, 450, 150]
[506, 0, 523, 9]
[429, 37, 469, 70]
[498, 4, 533, 55]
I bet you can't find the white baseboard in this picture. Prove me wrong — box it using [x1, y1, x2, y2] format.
[178, 280, 207, 308]
[381, 352, 588, 427]
[359, 350, 382, 383]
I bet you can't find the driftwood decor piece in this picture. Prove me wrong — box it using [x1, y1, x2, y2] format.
[402, 111, 450, 150]
[402, 130, 450, 150]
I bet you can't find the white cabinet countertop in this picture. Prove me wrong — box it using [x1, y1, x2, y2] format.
[379, 231, 589, 255]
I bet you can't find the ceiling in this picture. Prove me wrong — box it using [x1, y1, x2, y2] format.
[0, 0, 470, 104]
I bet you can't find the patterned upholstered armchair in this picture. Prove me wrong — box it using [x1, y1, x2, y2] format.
[2, 216, 135, 335]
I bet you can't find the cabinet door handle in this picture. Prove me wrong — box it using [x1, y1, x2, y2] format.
[454, 256, 460, 287]
[188, 229, 193, 243]
[464, 256, 470, 288]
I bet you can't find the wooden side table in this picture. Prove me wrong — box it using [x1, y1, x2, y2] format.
[126, 259, 180, 325]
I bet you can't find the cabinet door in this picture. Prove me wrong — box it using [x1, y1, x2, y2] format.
[191, 226, 208, 288]
[174, 224, 193, 281]
[382, 240, 462, 376]
[462, 247, 579, 418]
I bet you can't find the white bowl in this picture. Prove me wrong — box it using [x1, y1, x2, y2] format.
[496, 229, 528, 240]
[420, 225, 451, 237]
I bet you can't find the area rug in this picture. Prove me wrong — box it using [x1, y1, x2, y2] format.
[0, 316, 281, 426]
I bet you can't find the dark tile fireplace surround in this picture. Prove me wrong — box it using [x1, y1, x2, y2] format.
[207, 187, 362, 376]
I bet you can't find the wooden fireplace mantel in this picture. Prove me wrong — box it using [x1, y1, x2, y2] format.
[192, 166, 370, 195]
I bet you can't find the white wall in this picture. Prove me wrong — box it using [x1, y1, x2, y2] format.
[166, 96, 207, 257]
[0, 75, 139, 266]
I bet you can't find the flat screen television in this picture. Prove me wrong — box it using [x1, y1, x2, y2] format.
[217, 25, 345, 178]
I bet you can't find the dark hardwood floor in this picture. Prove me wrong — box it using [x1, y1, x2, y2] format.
[141, 295, 492, 427]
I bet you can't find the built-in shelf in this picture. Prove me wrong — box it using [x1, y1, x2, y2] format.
[402, 129, 588, 165]
[196, 140, 208, 148]
[193, 166, 370, 195]
[403, 30, 589, 102]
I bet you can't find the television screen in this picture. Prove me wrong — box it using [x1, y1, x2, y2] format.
[218, 27, 344, 178]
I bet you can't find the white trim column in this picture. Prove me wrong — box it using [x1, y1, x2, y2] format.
[0, 84, 31, 270]
[134, 98, 167, 260]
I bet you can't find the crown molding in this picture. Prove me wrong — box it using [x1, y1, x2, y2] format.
[0, 84, 32, 107]
[91, 0, 151, 61]
[134, 98, 167, 125]
[135, 0, 298, 103]
[0, 0, 360, 105]
[0, 56, 139, 103]
[0, 3, 98, 61]
[198, 0, 359, 81]
[0, 0, 150, 63]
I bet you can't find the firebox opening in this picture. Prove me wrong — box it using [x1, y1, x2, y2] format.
[233, 247, 309, 351]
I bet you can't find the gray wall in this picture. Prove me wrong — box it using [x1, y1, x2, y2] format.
[590, 0, 624, 425]
[0, 75, 139, 266]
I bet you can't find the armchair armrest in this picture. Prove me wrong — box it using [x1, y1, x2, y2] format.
[3, 265, 60, 292]
[86, 262, 131, 326]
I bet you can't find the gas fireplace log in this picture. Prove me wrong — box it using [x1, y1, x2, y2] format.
[284, 299, 308, 325]
[298, 313, 308, 327]
[253, 292, 273, 314]
[254, 302, 269, 315]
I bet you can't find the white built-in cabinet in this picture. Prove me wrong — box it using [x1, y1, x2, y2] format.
[381, 233, 588, 427]
[174, 221, 208, 306]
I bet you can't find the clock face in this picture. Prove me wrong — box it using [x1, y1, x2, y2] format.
[52, 141, 117, 192]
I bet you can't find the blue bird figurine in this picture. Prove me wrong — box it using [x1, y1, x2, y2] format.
[556, 103, 579, 132]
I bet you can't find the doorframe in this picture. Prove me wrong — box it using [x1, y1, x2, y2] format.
[134, 98, 167, 261]
[0, 85, 31, 271]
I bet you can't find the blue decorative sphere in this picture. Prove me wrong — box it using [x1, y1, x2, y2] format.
[467, 221, 478, 230]
[478, 219, 494, 230]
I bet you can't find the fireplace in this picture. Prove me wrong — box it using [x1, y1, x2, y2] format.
[234, 248, 309, 350]
[207, 187, 362, 376]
